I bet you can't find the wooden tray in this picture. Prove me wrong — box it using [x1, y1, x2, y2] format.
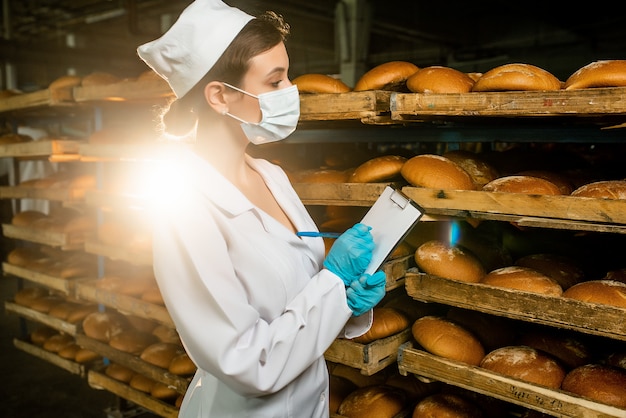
[73, 78, 173, 102]
[75, 334, 191, 394]
[324, 328, 411, 376]
[74, 279, 173, 327]
[0, 139, 82, 158]
[299, 91, 392, 123]
[2, 262, 80, 295]
[405, 272, 626, 342]
[2, 224, 86, 250]
[84, 238, 152, 266]
[0, 185, 90, 201]
[0, 88, 75, 113]
[294, 182, 396, 206]
[398, 345, 626, 418]
[4, 301, 78, 335]
[13, 338, 88, 376]
[88, 371, 178, 418]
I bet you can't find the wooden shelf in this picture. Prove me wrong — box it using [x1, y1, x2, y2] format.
[13, 338, 88, 376]
[5, 301, 78, 335]
[2, 224, 86, 250]
[84, 238, 152, 266]
[2, 262, 80, 295]
[0, 139, 83, 159]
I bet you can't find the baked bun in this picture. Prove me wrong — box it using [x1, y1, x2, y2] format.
[140, 342, 184, 369]
[571, 180, 626, 199]
[561, 364, 626, 408]
[151, 325, 181, 344]
[412, 393, 483, 418]
[82, 311, 128, 342]
[42, 333, 75, 353]
[518, 328, 592, 370]
[351, 307, 410, 344]
[74, 348, 101, 363]
[30, 326, 58, 346]
[564, 60, 626, 90]
[415, 240, 486, 283]
[11, 210, 48, 227]
[48, 75, 82, 90]
[407, 66, 475, 94]
[7, 246, 46, 267]
[14, 286, 48, 307]
[480, 345, 566, 388]
[151, 382, 179, 400]
[329, 375, 357, 414]
[292, 73, 351, 93]
[354, 61, 419, 92]
[514, 253, 584, 290]
[349, 155, 407, 183]
[109, 331, 157, 355]
[168, 352, 196, 375]
[129, 374, 155, 393]
[561, 280, 626, 309]
[481, 266, 563, 296]
[482, 175, 563, 195]
[443, 150, 499, 188]
[81, 71, 120, 86]
[337, 384, 407, 418]
[105, 363, 135, 383]
[472, 63, 561, 92]
[57, 343, 81, 360]
[412, 315, 485, 366]
[446, 307, 516, 351]
[401, 154, 475, 190]
[516, 170, 575, 195]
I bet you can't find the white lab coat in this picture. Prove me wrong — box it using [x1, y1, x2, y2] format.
[151, 148, 372, 418]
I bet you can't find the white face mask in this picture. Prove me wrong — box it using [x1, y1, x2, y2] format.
[222, 83, 300, 145]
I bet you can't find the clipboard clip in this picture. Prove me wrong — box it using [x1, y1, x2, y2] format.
[389, 188, 411, 209]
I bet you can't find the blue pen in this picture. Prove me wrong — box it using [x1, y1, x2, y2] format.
[296, 231, 341, 238]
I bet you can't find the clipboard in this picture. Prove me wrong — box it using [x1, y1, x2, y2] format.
[360, 186, 424, 275]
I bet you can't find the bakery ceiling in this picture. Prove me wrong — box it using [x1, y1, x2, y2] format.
[1, 0, 625, 90]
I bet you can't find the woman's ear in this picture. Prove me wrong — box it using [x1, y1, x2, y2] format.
[204, 81, 228, 115]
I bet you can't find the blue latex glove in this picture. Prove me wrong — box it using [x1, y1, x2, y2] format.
[346, 271, 386, 317]
[323, 223, 374, 287]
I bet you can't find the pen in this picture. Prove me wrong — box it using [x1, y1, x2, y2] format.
[296, 231, 341, 238]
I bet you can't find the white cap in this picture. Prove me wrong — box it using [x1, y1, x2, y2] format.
[137, 0, 253, 98]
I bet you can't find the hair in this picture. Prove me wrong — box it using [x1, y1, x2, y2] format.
[158, 11, 290, 137]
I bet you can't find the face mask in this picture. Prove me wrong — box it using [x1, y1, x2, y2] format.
[222, 83, 300, 145]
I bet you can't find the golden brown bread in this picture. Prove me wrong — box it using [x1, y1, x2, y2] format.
[443, 150, 499, 188]
[482, 175, 563, 195]
[168, 352, 197, 375]
[562, 280, 626, 309]
[472, 63, 561, 92]
[82, 311, 128, 342]
[11, 210, 48, 227]
[354, 61, 419, 91]
[57, 343, 81, 360]
[564, 60, 626, 90]
[74, 348, 101, 363]
[518, 328, 592, 370]
[348, 155, 407, 183]
[516, 170, 575, 195]
[401, 154, 475, 190]
[129, 374, 155, 393]
[481, 266, 563, 296]
[140, 342, 184, 369]
[337, 384, 407, 418]
[30, 326, 58, 346]
[415, 240, 486, 283]
[412, 393, 484, 418]
[42, 333, 75, 353]
[108, 331, 158, 355]
[480, 345, 566, 389]
[105, 363, 135, 383]
[570, 180, 626, 199]
[514, 253, 585, 290]
[412, 315, 485, 366]
[407, 66, 475, 94]
[351, 307, 410, 344]
[292, 73, 351, 93]
[561, 364, 626, 408]
[14, 286, 48, 307]
[151, 382, 179, 400]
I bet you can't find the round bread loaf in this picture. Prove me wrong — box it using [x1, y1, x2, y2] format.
[354, 61, 419, 91]
[296, 169, 350, 183]
[329, 375, 357, 414]
[561, 364, 626, 408]
[57, 343, 81, 360]
[446, 307, 516, 351]
[30, 326, 58, 346]
[66, 303, 98, 324]
[472, 63, 562, 92]
[292, 73, 351, 93]
[337, 385, 407, 418]
[109, 331, 158, 355]
[48, 302, 79, 321]
[514, 253, 584, 290]
[518, 329, 592, 369]
[480, 345, 566, 388]
[401, 154, 475, 190]
[30, 295, 64, 313]
[82, 311, 128, 342]
[129, 374, 155, 393]
[105, 363, 135, 383]
[412, 315, 485, 366]
[151, 382, 179, 400]
[42, 333, 75, 353]
[349, 155, 407, 183]
[443, 150, 499, 188]
[74, 348, 101, 363]
[415, 240, 486, 283]
[516, 170, 574, 195]
[351, 307, 410, 344]
[564, 60, 626, 90]
[7, 246, 46, 266]
[482, 175, 563, 195]
[562, 280, 626, 309]
[14, 286, 48, 307]
[152, 324, 181, 344]
[412, 393, 483, 418]
[571, 180, 626, 199]
[481, 266, 563, 296]
[407, 66, 475, 94]
[11, 210, 48, 227]
[169, 352, 197, 375]
[140, 342, 184, 369]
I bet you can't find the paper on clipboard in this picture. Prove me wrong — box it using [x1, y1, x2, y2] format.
[360, 186, 424, 275]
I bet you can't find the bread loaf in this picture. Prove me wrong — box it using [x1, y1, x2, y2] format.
[472, 63, 561, 92]
[30, 326, 58, 346]
[516, 170, 574, 195]
[11, 210, 48, 227]
[482, 175, 563, 195]
[152, 324, 181, 344]
[561, 364, 626, 408]
[105, 363, 135, 383]
[7, 247, 46, 267]
[337, 385, 407, 418]
[412, 393, 483, 418]
[518, 328, 592, 369]
[109, 331, 157, 355]
[292, 73, 351, 93]
[42, 333, 75, 353]
[168, 352, 197, 375]
[564, 60, 626, 90]
[329, 375, 357, 414]
[401, 154, 475, 190]
[14, 286, 48, 307]
[140, 342, 184, 369]
[571, 180, 626, 199]
[480, 345, 566, 388]
[348, 155, 407, 183]
[74, 348, 100, 363]
[407, 66, 475, 94]
[151, 382, 179, 400]
[57, 343, 81, 360]
[514, 253, 585, 290]
[354, 61, 419, 92]
[129, 374, 155, 393]
[412, 315, 485, 366]
[351, 307, 410, 344]
[481, 266, 563, 296]
[562, 280, 626, 309]
[415, 240, 486, 283]
[443, 150, 499, 188]
[82, 311, 128, 342]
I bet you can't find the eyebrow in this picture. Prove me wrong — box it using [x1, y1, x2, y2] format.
[266, 66, 287, 78]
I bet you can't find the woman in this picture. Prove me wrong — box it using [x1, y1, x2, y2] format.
[137, 1, 386, 416]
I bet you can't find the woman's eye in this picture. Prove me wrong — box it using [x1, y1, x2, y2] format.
[271, 80, 282, 88]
